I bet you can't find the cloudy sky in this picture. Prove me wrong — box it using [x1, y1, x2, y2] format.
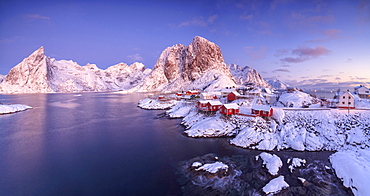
[1, 0, 369, 90]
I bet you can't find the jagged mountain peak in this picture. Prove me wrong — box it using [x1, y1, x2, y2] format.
[133, 36, 235, 92]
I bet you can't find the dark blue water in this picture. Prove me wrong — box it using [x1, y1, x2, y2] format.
[0, 93, 255, 195]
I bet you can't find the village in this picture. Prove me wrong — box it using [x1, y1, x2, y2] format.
[141, 84, 370, 118]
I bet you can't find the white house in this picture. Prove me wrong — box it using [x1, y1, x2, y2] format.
[354, 85, 370, 99]
[337, 91, 355, 109]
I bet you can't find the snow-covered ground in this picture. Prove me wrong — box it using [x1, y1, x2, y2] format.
[140, 95, 370, 195]
[278, 91, 317, 107]
[330, 149, 370, 196]
[0, 104, 32, 114]
[137, 97, 178, 110]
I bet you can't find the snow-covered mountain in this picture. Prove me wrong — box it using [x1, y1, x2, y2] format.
[131, 36, 236, 92]
[0, 74, 4, 83]
[0, 47, 151, 93]
[228, 64, 271, 88]
[266, 79, 289, 90]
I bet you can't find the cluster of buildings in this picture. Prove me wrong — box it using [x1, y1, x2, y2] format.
[331, 85, 370, 109]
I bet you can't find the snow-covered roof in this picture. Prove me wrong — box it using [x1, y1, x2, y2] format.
[208, 100, 222, 106]
[230, 91, 241, 96]
[222, 103, 239, 109]
[221, 88, 235, 93]
[252, 104, 272, 111]
[198, 100, 209, 104]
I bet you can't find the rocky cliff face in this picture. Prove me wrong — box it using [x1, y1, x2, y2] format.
[133, 36, 236, 92]
[0, 47, 151, 93]
[1, 47, 55, 93]
[228, 64, 271, 88]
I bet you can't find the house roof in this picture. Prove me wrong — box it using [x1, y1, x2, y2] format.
[252, 104, 272, 111]
[208, 100, 222, 106]
[229, 91, 241, 96]
[198, 100, 209, 104]
[223, 103, 239, 109]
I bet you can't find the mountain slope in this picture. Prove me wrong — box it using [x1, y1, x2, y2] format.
[266, 79, 289, 90]
[131, 36, 236, 92]
[228, 64, 271, 88]
[0, 47, 150, 93]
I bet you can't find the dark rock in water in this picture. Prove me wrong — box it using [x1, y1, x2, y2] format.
[177, 153, 354, 196]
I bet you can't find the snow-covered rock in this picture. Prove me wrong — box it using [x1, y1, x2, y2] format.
[288, 158, 306, 172]
[132, 36, 236, 92]
[0, 104, 32, 114]
[278, 91, 316, 108]
[256, 152, 282, 176]
[137, 98, 177, 110]
[0, 47, 151, 93]
[266, 79, 289, 90]
[183, 113, 237, 137]
[166, 100, 194, 118]
[195, 162, 229, 174]
[0, 74, 4, 83]
[228, 64, 271, 88]
[330, 149, 370, 196]
[262, 176, 289, 194]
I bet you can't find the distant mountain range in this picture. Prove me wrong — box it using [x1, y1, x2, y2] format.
[0, 36, 280, 94]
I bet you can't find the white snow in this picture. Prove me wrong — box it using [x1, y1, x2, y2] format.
[330, 149, 370, 196]
[138, 98, 177, 110]
[166, 100, 194, 118]
[183, 113, 236, 137]
[279, 91, 315, 108]
[191, 162, 203, 168]
[256, 152, 282, 175]
[262, 176, 289, 194]
[288, 158, 306, 172]
[195, 162, 229, 173]
[0, 104, 32, 114]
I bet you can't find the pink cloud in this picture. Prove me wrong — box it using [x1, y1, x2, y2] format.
[290, 13, 335, 29]
[280, 46, 331, 63]
[308, 29, 342, 43]
[25, 14, 50, 20]
[273, 68, 290, 73]
[292, 46, 331, 57]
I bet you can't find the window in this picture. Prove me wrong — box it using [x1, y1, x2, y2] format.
[366, 91, 369, 93]
[342, 102, 345, 104]
[349, 102, 351, 105]
[343, 96, 345, 99]
[349, 97, 351, 99]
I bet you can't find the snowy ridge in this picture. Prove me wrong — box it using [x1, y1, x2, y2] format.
[228, 64, 271, 88]
[267, 79, 289, 90]
[0, 47, 151, 93]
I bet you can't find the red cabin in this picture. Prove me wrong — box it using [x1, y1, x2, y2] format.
[251, 105, 273, 117]
[197, 100, 209, 110]
[227, 91, 240, 102]
[220, 103, 240, 115]
[206, 100, 222, 111]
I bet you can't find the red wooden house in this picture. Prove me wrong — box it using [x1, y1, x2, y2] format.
[196, 100, 209, 110]
[206, 100, 223, 111]
[227, 91, 240, 102]
[251, 105, 273, 117]
[220, 103, 240, 115]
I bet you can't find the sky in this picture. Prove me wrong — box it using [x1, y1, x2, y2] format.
[1, 0, 369, 90]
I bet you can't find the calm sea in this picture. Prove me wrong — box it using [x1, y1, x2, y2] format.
[0, 93, 350, 195]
